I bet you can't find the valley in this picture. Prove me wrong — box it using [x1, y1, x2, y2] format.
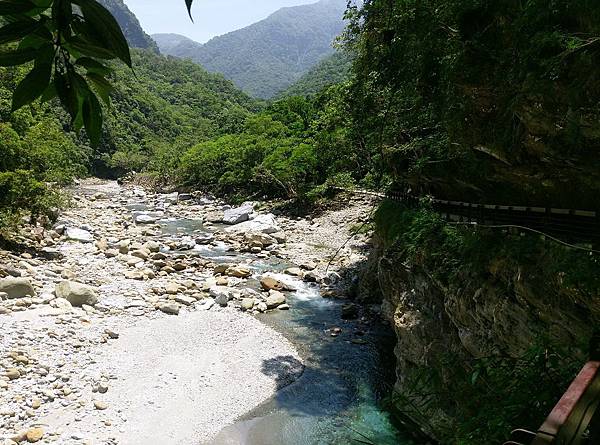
[0, 0, 599, 444]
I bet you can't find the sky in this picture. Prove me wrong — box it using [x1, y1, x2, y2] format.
[124, 0, 317, 43]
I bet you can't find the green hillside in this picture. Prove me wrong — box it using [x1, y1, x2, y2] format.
[154, 0, 348, 98]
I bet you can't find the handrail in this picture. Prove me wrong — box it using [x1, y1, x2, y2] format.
[504, 361, 600, 445]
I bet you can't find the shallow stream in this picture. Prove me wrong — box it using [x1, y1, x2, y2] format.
[129, 198, 413, 445]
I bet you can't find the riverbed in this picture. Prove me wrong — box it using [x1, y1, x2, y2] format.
[0, 179, 411, 444]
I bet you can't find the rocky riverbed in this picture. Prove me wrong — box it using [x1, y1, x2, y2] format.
[0, 179, 376, 445]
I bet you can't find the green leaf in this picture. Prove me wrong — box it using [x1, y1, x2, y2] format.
[52, 0, 72, 31]
[72, 0, 132, 68]
[40, 83, 57, 102]
[0, 47, 39, 66]
[185, 0, 194, 21]
[66, 36, 118, 60]
[86, 72, 113, 106]
[55, 72, 78, 120]
[75, 57, 112, 76]
[70, 71, 94, 132]
[11, 59, 52, 111]
[0, 18, 40, 45]
[0, 0, 38, 15]
[82, 92, 102, 146]
[471, 370, 480, 385]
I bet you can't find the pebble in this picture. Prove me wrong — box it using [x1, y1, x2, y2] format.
[25, 427, 44, 443]
[93, 400, 108, 410]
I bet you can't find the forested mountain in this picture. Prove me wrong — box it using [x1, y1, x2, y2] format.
[277, 51, 352, 98]
[98, 0, 159, 52]
[154, 0, 348, 98]
[0, 48, 258, 226]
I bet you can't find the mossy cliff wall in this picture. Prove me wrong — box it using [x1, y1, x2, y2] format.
[359, 204, 600, 443]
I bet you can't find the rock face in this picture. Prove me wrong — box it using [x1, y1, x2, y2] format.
[223, 203, 254, 225]
[55, 281, 98, 307]
[362, 238, 600, 440]
[0, 277, 35, 299]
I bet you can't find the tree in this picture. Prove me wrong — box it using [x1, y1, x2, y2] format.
[0, 0, 194, 145]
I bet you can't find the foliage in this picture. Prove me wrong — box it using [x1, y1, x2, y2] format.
[344, 0, 600, 208]
[178, 89, 361, 201]
[154, 0, 348, 98]
[0, 170, 63, 233]
[277, 50, 353, 98]
[0, 0, 196, 145]
[376, 200, 600, 443]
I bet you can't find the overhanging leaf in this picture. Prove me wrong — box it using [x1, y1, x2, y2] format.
[185, 0, 194, 22]
[0, 47, 39, 66]
[0, 18, 40, 45]
[82, 91, 103, 146]
[75, 57, 112, 76]
[0, 0, 38, 15]
[86, 72, 113, 106]
[11, 58, 52, 111]
[72, 0, 132, 68]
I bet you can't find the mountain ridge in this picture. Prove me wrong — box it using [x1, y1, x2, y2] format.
[98, 0, 159, 52]
[153, 0, 349, 98]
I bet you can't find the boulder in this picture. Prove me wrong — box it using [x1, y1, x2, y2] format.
[135, 214, 158, 224]
[0, 277, 35, 299]
[225, 214, 280, 234]
[223, 203, 254, 225]
[303, 271, 319, 283]
[245, 232, 276, 247]
[266, 291, 286, 309]
[158, 303, 180, 315]
[260, 276, 284, 291]
[226, 266, 252, 278]
[209, 286, 232, 305]
[144, 241, 161, 253]
[285, 267, 303, 277]
[66, 227, 94, 243]
[240, 298, 255, 311]
[55, 281, 98, 307]
[215, 294, 229, 307]
[165, 282, 180, 295]
[195, 233, 214, 245]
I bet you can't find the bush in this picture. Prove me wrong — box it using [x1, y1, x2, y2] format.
[0, 170, 63, 233]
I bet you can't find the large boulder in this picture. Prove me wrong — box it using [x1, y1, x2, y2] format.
[245, 232, 276, 247]
[225, 214, 280, 234]
[266, 291, 286, 309]
[260, 276, 284, 291]
[55, 281, 98, 307]
[223, 203, 254, 225]
[0, 277, 35, 299]
[66, 227, 94, 243]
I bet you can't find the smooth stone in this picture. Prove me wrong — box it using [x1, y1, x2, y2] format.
[55, 281, 98, 307]
[0, 277, 35, 299]
[266, 291, 286, 309]
[25, 427, 44, 443]
[158, 303, 180, 315]
[65, 227, 94, 243]
[223, 203, 254, 225]
[240, 298, 255, 311]
[93, 400, 108, 410]
[260, 276, 284, 291]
